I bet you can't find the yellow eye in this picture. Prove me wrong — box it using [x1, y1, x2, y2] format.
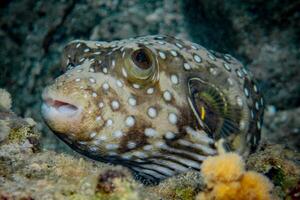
[132, 49, 152, 70]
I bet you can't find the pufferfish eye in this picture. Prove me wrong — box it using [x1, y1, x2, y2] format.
[132, 49, 152, 70]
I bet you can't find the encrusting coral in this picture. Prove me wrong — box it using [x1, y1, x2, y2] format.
[196, 153, 275, 200]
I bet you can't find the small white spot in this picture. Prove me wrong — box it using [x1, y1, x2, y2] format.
[175, 42, 183, 48]
[96, 116, 102, 121]
[183, 63, 191, 70]
[191, 44, 198, 50]
[224, 54, 231, 61]
[77, 69, 83, 73]
[90, 58, 95, 63]
[116, 80, 123, 88]
[106, 144, 118, 150]
[90, 132, 97, 138]
[147, 107, 157, 118]
[250, 110, 255, 119]
[236, 96, 243, 107]
[125, 116, 135, 127]
[255, 102, 260, 110]
[76, 43, 81, 48]
[128, 97, 137, 106]
[193, 54, 202, 63]
[111, 60, 115, 67]
[89, 68, 95, 73]
[209, 68, 217, 75]
[79, 58, 85, 63]
[102, 82, 110, 90]
[244, 88, 249, 97]
[158, 41, 165, 45]
[95, 42, 101, 47]
[143, 145, 153, 151]
[89, 78, 96, 84]
[163, 90, 172, 101]
[223, 63, 231, 71]
[159, 51, 166, 59]
[170, 74, 179, 85]
[102, 67, 108, 74]
[93, 51, 101, 55]
[99, 135, 107, 141]
[122, 68, 128, 78]
[257, 121, 261, 130]
[260, 97, 264, 106]
[242, 68, 248, 75]
[170, 50, 178, 57]
[111, 100, 120, 110]
[122, 51, 126, 58]
[165, 131, 175, 139]
[127, 141, 136, 149]
[146, 87, 154, 94]
[75, 78, 81, 82]
[84, 48, 90, 53]
[106, 119, 113, 127]
[168, 113, 178, 124]
[227, 78, 234, 86]
[92, 92, 97, 97]
[236, 70, 243, 78]
[240, 121, 246, 130]
[208, 53, 216, 61]
[144, 128, 157, 137]
[113, 130, 123, 138]
[132, 83, 140, 89]
[98, 102, 104, 108]
[253, 84, 258, 93]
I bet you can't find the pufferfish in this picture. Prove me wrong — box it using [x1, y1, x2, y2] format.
[41, 35, 264, 185]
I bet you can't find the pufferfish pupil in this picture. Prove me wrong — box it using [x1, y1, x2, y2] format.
[41, 35, 264, 185]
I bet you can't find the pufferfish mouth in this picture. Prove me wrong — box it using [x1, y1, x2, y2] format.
[41, 93, 82, 121]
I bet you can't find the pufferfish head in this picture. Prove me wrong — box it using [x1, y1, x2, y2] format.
[41, 36, 192, 158]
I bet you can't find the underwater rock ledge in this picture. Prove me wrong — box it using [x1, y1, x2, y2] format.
[0, 88, 299, 200]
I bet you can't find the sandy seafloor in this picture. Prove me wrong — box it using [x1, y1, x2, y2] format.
[0, 0, 299, 199]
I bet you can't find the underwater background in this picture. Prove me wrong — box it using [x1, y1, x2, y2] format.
[0, 0, 299, 199]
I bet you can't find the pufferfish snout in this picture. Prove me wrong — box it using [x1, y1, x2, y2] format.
[41, 35, 264, 185]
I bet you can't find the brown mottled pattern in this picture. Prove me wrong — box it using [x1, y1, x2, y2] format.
[41, 35, 264, 185]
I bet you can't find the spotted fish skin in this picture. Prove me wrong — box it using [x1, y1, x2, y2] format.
[41, 35, 264, 185]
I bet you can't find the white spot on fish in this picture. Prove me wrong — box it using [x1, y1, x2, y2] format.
[170, 50, 178, 57]
[111, 100, 120, 110]
[127, 141, 136, 149]
[168, 113, 178, 124]
[147, 107, 157, 118]
[146, 87, 154, 94]
[183, 63, 191, 70]
[102, 82, 110, 90]
[128, 96, 137, 106]
[106, 119, 113, 127]
[165, 131, 176, 139]
[125, 116, 135, 127]
[163, 90, 172, 101]
[193, 54, 202, 63]
[159, 51, 166, 59]
[113, 130, 123, 138]
[144, 128, 157, 137]
[170, 74, 179, 85]
[122, 68, 128, 78]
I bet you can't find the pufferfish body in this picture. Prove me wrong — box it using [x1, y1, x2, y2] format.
[41, 35, 264, 185]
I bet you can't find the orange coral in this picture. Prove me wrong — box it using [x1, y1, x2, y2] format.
[197, 153, 274, 200]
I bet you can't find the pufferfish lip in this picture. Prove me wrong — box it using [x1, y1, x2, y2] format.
[41, 92, 82, 120]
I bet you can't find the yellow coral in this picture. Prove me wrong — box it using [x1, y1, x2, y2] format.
[0, 88, 12, 110]
[197, 153, 274, 200]
[201, 153, 245, 184]
[238, 171, 273, 200]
